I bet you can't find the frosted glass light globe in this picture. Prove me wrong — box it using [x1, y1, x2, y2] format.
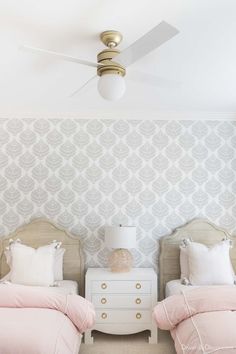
[98, 74, 126, 101]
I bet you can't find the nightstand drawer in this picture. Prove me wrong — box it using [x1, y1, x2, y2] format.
[92, 280, 151, 293]
[96, 310, 151, 324]
[92, 294, 151, 308]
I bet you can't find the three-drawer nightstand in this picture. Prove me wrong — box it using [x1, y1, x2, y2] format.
[84, 268, 157, 344]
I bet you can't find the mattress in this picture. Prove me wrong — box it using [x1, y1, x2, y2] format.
[165, 279, 199, 297]
[165, 279, 236, 297]
[0, 278, 79, 295]
[50, 280, 79, 295]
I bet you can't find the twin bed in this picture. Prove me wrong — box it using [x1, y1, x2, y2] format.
[155, 219, 236, 353]
[0, 218, 95, 354]
[159, 218, 236, 299]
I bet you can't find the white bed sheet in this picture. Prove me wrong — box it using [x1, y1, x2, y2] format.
[0, 277, 79, 295]
[50, 280, 79, 295]
[165, 279, 236, 297]
[165, 279, 199, 297]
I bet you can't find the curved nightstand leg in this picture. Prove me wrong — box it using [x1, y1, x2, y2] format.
[149, 327, 158, 344]
[84, 330, 94, 344]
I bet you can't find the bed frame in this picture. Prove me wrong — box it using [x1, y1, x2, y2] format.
[159, 218, 235, 300]
[0, 218, 85, 295]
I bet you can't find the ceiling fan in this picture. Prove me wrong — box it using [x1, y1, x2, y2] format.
[20, 21, 179, 101]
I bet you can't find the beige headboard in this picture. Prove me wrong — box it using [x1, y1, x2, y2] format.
[0, 218, 84, 295]
[159, 218, 235, 300]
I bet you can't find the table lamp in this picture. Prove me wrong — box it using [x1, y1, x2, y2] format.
[105, 225, 136, 272]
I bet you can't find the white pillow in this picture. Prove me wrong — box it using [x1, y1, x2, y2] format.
[187, 240, 235, 285]
[180, 238, 192, 280]
[4, 243, 65, 281]
[54, 248, 65, 281]
[9, 242, 56, 286]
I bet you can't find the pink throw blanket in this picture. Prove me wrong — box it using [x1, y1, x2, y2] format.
[153, 286, 236, 353]
[0, 283, 95, 354]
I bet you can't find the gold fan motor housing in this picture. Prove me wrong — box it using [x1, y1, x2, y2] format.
[100, 30, 123, 48]
[97, 31, 126, 77]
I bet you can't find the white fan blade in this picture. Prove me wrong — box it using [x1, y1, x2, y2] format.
[19, 45, 103, 68]
[69, 75, 97, 98]
[128, 70, 181, 89]
[114, 21, 179, 67]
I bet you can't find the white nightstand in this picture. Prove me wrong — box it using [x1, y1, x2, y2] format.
[84, 268, 157, 344]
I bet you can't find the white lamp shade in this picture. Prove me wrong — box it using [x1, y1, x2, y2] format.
[97, 74, 126, 101]
[105, 226, 136, 249]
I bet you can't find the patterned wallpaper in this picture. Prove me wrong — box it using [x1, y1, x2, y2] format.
[0, 118, 235, 269]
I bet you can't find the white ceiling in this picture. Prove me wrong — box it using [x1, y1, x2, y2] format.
[1, 0, 236, 118]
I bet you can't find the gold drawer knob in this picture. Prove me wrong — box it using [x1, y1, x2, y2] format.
[101, 298, 107, 304]
[101, 312, 107, 319]
[136, 298, 141, 304]
[136, 283, 141, 289]
[101, 283, 107, 289]
[136, 313, 142, 319]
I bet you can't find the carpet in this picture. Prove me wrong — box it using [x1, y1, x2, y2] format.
[80, 330, 176, 354]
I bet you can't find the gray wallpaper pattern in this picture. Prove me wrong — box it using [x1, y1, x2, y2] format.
[0, 118, 235, 269]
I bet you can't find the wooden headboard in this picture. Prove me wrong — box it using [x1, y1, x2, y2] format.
[159, 219, 235, 300]
[0, 218, 85, 295]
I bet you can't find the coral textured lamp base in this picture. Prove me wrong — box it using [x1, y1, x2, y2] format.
[108, 248, 133, 272]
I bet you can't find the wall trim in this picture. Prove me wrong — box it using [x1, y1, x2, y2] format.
[0, 110, 235, 121]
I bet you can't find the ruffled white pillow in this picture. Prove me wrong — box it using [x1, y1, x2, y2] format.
[7, 241, 58, 286]
[53, 247, 65, 281]
[4, 240, 65, 282]
[187, 240, 234, 286]
[179, 238, 192, 282]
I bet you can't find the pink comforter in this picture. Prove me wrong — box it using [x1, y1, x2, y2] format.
[0, 283, 95, 354]
[153, 286, 236, 354]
